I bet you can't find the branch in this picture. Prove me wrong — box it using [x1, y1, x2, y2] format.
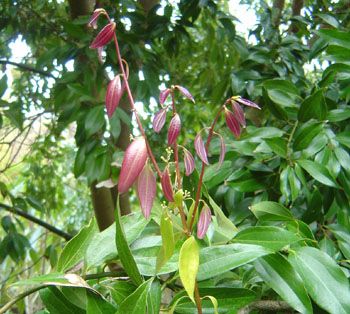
[0, 202, 73, 240]
[0, 60, 55, 78]
[238, 300, 294, 314]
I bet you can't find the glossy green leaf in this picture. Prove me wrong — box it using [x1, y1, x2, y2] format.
[179, 236, 199, 302]
[336, 131, 350, 149]
[197, 243, 272, 281]
[334, 147, 350, 172]
[115, 199, 143, 286]
[57, 219, 97, 272]
[289, 247, 350, 314]
[254, 254, 312, 314]
[86, 291, 116, 314]
[298, 89, 327, 122]
[117, 278, 153, 314]
[298, 159, 338, 188]
[85, 105, 105, 137]
[156, 213, 175, 272]
[250, 201, 294, 221]
[265, 137, 287, 158]
[233, 226, 301, 251]
[0, 74, 8, 98]
[293, 122, 323, 151]
[147, 280, 161, 314]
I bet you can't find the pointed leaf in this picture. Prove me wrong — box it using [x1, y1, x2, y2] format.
[179, 236, 199, 303]
[197, 205, 211, 239]
[231, 101, 246, 127]
[250, 201, 294, 221]
[235, 96, 261, 109]
[161, 166, 174, 202]
[175, 85, 195, 102]
[159, 88, 171, 104]
[183, 149, 195, 176]
[152, 109, 167, 133]
[137, 164, 156, 219]
[225, 108, 241, 138]
[168, 113, 181, 145]
[194, 133, 209, 165]
[156, 213, 175, 271]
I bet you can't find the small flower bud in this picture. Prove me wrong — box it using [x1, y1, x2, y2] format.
[137, 164, 156, 219]
[153, 109, 167, 133]
[174, 85, 195, 103]
[168, 113, 181, 146]
[118, 137, 148, 193]
[197, 205, 211, 239]
[106, 75, 124, 118]
[161, 166, 174, 202]
[194, 133, 209, 165]
[90, 22, 116, 49]
[225, 108, 241, 138]
[183, 149, 195, 176]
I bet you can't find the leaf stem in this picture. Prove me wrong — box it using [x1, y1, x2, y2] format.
[189, 105, 224, 232]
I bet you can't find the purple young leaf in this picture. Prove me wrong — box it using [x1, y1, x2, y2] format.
[183, 149, 195, 176]
[197, 205, 211, 239]
[118, 137, 148, 193]
[106, 75, 124, 118]
[137, 164, 156, 219]
[194, 133, 209, 165]
[88, 8, 105, 29]
[90, 22, 116, 49]
[231, 101, 246, 127]
[174, 85, 195, 103]
[161, 166, 174, 202]
[159, 88, 171, 105]
[153, 108, 167, 133]
[225, 108, 241, 138]
[168, 113, 181, 146]
[235, 97, 261, 109]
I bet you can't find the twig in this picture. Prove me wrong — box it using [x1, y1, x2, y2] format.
[0, 202, 73, 240]
[0, 60, 55, 78]
[238, 300, 294, 314]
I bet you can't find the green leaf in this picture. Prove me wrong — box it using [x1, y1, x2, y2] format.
[86, 212, 148, 268]
[117, 278, 153, 314]
[203, 161, 232, 188]
[85, 106, 105, 137]
[298, 90, 327, 122]
[156, 213, 175, 272]
[297, 159, 338, 187]
[40, 287, 85, 314]
[254, 254, 312, 314]
[233, 226, 301, 251]
[328, 108, 350, 122]
[293, 122, 323, 151]
[264, 137, 287, 158]
[179, 236, 199, 302]
[250, 201, 294, 221]
[86, 291, 116, 314]
[334, 147, 350, 172]
[115, 199, 143, 286]
[228, 177, 265, 192]
[197, 243, 272, 281]
[336, 131, 350, 149]
[0, 74, 8, 98]
[289, 247, 350, 314]
[147, 280, 161, 314]
[110, 112, 121, 139]
[318, 29, 350, 49]
[315, 13, 339, 28]
[57, 219, 97, 272]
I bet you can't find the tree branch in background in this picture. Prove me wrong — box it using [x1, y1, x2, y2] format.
[0, 203, 73, 240]
[271, 0, 285, 28]
[0, 60, 55, 78]
[238, 300, 293, 314]
[289, 0, 304, 33]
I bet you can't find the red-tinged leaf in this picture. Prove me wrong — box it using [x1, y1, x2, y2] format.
[175, 85, 195, 103]
[197, 205, 211, 239]
[153, 109, 167, 133]
[194, 133, 209, 165]
[183, 149, 195, 176]
[231, 101, 246, 127]
[90, 22, 116, 49]
[216, 133, 226, 167]
[168, 113, 181, 146]
[161, 166, 174, 202]
[97, 47, 104, 64]
[88, 8, 105, 29]
[137, 164, 156, 219]
[159, 89, 171, 105]
[225, 109, 241, 138]
[235, 97, 261, 109]
[106, 75, 124, 118]
[118, 138, 148, 193]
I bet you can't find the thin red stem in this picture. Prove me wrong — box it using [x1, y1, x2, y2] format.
[111, 31, 161, 178]
[189, 105, 224, 232]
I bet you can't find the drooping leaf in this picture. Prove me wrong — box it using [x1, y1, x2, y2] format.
[298, 89, 327, 122]
[250, 201, 294, 221]
[156, 213, 175, 272]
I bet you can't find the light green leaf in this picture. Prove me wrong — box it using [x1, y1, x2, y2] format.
[334, 147, 350, 172]
[265, 137, 287, 158]
[336, 131, 350, 149]
[115, 199, 143, 286]
[233, 226, 301, 251]
[197, 243, 272, 281]
[147, 280, 161, 314]
[179, 236, 199, 302]
[156, 213, 175, 272]
[117, 278, 153, 314]
[289, 247, 350, 314]
[250, 201, 294, 221]
[57, 219, 97, 272]
[298, 159, 338, 188]
[293, 122, 323, 151]
[254, 254, 312, 314]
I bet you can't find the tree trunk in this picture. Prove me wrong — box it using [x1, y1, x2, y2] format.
[289, 0, 304, 33]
